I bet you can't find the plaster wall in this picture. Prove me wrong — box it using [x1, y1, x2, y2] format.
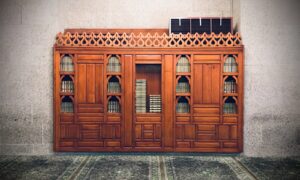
[0, 0, 234, 155]
[241, 0, 300, 156]
[0, 0, 299, 157]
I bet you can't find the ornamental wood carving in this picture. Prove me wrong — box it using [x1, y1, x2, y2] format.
[55, 32, 242, 48]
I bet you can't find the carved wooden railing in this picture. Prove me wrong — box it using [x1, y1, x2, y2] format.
[55, 32, 242, 48]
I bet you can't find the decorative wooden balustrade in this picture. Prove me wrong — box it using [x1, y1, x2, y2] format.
[55, 32, 242, 48]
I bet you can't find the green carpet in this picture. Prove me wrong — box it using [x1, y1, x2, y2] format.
[0, 155, 299, 180]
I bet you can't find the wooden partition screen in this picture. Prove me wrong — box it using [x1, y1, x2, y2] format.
[54, 29, 244, 152]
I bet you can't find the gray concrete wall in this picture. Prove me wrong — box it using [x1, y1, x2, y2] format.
[0, 0, 234, 155]
[0, 0, 299, 157]
[241, 0, 300, 156]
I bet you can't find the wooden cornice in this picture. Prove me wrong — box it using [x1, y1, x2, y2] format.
[55, 29, 242, 48]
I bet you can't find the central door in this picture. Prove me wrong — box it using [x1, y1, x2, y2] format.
[133, 55, 163, 149]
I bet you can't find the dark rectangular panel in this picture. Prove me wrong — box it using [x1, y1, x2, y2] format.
[191, 19, 211, 34]
[212, 18, 232, 34]
[170, 18, 232, 34]
[170, 19, 191, 34]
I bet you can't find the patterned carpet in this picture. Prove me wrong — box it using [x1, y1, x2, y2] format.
[0, 155, 299, 180]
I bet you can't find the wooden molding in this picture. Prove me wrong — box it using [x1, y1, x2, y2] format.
[55, 31, 242, 48]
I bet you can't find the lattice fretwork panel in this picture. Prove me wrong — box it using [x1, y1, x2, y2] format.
[55, 32, 242, 48]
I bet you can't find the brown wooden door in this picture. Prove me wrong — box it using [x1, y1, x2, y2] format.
[76, 55, 106, 148]
[193, 55, 221, 150]
[176, 55, 221, 151]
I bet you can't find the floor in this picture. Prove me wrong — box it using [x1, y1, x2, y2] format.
[0, 154, 299, 180]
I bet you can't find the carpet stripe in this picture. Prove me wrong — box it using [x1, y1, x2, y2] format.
[149, 156, 152, 180]
[158, 156, 161, 180]
[222, 157, 257, 180]
[81, 156, 99, 180]
[152, 156, 160, 180]
[159, 156, 168, 180]
[57, 156, 84, 180]
[67, 156, 90, 180]
[162, 156, 168, 180]
[233, 157, 259, 180]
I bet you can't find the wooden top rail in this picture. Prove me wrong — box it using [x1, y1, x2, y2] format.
[55, 31, 242, 48]
[64, 28, 169, 35]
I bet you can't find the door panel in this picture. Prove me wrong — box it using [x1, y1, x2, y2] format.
[76, 56, 106, 147]
[134, 115, 162, 148]
[174, 57, 222, 149]
[211, 64, 220, 103]
[193, 64, 220, 104]
[202, 64, 213, 103]
[86, 64, 96, 103]
[193, 64, 203, 104]
[77, 64, 104, 104]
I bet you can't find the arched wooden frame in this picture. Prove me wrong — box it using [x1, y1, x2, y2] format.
[176, 96, 191, 105]
[60, 75, 75, 93]
[176, 75, 191, 83]
[60, 54, 74, 62]
[107, 75, 122, 93]
[60, 96, 75, 113]
[223, 75, 238, 87]
[106, 54, 122, 74]
[176, 54, 191, 62]
[107, 95, 121, 104]
[60, 74, 75, 82]
[223, 96, 238, 104]
[176, 75, 191, 92]
[223, 54, 238, 65]
[107, 95, 122, 113]
[223, 54, 238, 74]
[175, 55, 191, 73]
[107, 54, 122, 65]
[107, 75, 121, 84]
[60, 54, 74, 64]
[60, 95, 74, 102]
[176, 96, 191, 113]
[223, 75, 238, 83]
[223, 75, 238, 94]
